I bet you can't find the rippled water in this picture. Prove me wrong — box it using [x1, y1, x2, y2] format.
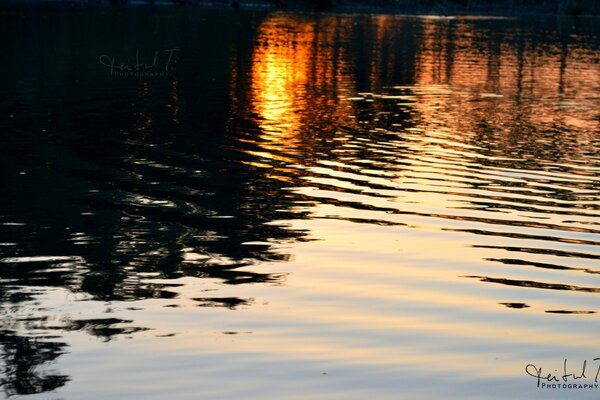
[1, 4, 600, 399]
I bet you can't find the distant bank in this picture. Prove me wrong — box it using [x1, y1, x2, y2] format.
[270, 0, 600, 16]
[2, 0, 600, 16]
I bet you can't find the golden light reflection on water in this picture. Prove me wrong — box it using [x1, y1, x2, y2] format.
[233, 14, 359, 168]
[219, 15, 600, 393]
[250, 17, 313, 140]
[3, 9, 600, 399]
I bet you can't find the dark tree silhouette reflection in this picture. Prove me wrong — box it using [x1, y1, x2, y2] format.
[0, 331, 69, 397]
[0, 4, 599, 397]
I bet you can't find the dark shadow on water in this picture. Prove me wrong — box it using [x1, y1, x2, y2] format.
[0, 331, 69, 397]
[0, 4, 599, 395]
[193, 297, 254, 309]
[465, 275, 600, 293]
[499, 302, 530, 309]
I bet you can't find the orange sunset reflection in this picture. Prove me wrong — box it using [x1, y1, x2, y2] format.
[226, 13, 600, 331]
[230, 13, 358, 171]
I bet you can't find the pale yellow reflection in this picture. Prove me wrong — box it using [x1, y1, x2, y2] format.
[124, 240, 600, 376]
[198, 15, 600, 378]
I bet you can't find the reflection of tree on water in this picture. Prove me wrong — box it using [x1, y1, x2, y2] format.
[1, 6, 600, 396]
[0, 9, 305, 306]
[0, 286, 70, 397]
[3, 10, 597, 305]
[0, 9, 312, 395]
[0, 286, 69, 396]
[0, 330, 69, 396]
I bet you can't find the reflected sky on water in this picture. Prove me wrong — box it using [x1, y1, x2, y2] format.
[0, 4, 599, 399]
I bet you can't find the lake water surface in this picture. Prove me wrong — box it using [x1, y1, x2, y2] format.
[1, 4, 600, 399]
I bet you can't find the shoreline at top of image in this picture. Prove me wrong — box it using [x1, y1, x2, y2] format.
[0, 0, 599, 18]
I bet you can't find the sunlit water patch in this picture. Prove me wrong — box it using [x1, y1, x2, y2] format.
[0, 5, 599, 399]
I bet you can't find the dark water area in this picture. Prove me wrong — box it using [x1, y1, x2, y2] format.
[0, 4, 599, 399]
